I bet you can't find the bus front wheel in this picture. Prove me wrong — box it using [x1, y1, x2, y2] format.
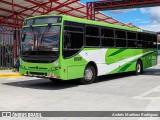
[135, 60, 143, 75]
[78, 65, 96, 85]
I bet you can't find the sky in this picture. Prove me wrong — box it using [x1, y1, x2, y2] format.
[81, 0, 160, 32]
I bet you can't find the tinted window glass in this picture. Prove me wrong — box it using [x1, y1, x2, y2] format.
[101, 38, 114, 47]
[115, 30, 126, 38]
[101, 28, 114, 37]
[24, 17, 62, 26]
[63, 21, 84, 58]
[86, 26, 99, 36]
[128, 40, 137, 48]
[116, 39, 126, 47]
[127, 32, 136, 39]
[86, 37, 100, 46]
[138, 33, 145, 41]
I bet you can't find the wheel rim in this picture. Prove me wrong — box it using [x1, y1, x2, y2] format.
[137, 63, 141, 73]
[85, 68, 93, 81]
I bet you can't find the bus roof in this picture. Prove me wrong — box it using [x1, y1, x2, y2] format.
[25, 14, 157, 34]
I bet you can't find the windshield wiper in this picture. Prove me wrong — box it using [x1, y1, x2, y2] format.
[29, 25, 37, 47]
[39, 23, 52, 43]
[29, 25, 33, 31]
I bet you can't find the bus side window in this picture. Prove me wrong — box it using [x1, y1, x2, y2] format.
[63, 31, 83, 50]
[86, 26, 100, 47]
[101, 28, 114, 47]
[127, 32, 137, 48]
[64, 31, 71, 49]
[63, 21, 84, 58]
[142, 34, 147, 48]
[153, 35, 157, 48]
[137, 33, 143, 48]
[144, 33, 154, 49]
[115, 30, 126, 48]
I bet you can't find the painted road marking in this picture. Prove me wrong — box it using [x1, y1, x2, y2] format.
[133, 85, 160, 100]
[135, 86, 160, 120]
[154, 72, 160, 75]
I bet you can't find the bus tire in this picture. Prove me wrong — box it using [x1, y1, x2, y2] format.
[135, 60, 143, 75]
[78, 65, 96, 85]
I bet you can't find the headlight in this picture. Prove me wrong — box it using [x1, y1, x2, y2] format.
[54, 61, 58, 66]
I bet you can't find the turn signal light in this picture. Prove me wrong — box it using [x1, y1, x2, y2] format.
[56, 76, 60, 79]
[50, 76, 54, 78]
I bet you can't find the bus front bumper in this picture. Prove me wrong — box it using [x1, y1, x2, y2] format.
[20, 68, 61, 79]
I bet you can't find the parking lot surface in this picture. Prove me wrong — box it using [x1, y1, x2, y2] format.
[0, 56, 160, 120]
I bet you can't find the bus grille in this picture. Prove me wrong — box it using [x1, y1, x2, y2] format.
[30, 72, 47, 76]
[29, 67, 47, 70]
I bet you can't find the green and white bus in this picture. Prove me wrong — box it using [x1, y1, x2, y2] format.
[20, 14, 158, 84]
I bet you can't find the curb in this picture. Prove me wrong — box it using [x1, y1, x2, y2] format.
[0, 73, 20, 78]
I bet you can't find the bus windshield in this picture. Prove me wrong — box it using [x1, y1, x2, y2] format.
[21, 25, 60, 56]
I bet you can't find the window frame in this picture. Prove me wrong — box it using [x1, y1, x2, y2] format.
[127, 31, 138, 49]
[62, 21, 85, 59]
[63, 21, 85, 50]
[85, 25, 101, 48]
[63, 21, 157, 52]
[101, 27, 115, 48]
[115, 29, 127, 48]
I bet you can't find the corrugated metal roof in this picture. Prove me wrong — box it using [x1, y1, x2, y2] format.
[0, 0, 137, 28]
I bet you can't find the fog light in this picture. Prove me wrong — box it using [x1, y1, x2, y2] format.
[54, 61, 58, 66]
[49, 73, 54, 76]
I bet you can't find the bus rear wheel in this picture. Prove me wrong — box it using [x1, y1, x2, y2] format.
[135, 60, 143, 75]
[78, 65, 96, 85]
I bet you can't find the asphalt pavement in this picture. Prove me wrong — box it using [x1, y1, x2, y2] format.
[0, 56, 160, 120]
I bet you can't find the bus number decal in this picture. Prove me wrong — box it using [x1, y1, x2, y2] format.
[74, 57, 82, 61]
